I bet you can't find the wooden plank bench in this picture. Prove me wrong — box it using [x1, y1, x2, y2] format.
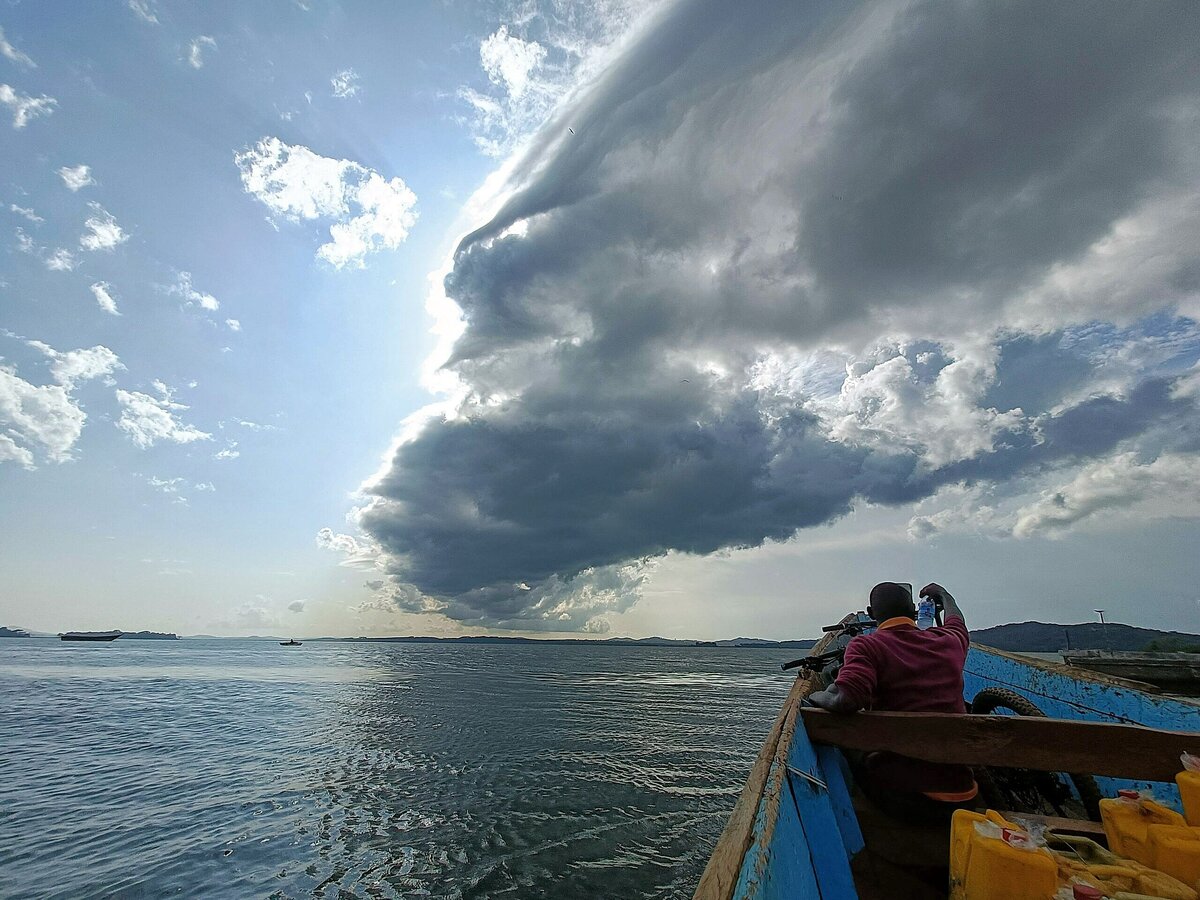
[800, 707, 1200, 782]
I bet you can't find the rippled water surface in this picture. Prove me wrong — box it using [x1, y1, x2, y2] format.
[0, 640, 793, 899]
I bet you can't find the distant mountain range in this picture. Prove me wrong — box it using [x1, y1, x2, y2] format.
[971, 621, 1200, 652]
[6, 621, 1197, 652]
[307, 634, 819, 648]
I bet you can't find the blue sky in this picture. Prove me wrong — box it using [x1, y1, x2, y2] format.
[3, 1, 1200, 639]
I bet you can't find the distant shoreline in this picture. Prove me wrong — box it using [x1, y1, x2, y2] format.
[6, 620, 1200, 652]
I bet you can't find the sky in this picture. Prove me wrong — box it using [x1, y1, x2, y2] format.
[2, 1, 1199, 641]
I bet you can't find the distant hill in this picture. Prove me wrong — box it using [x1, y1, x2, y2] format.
[971, 621, 1200, 652]
[0, 626, 31, 638]
[311, 634, 818, 648]
[122, 631, 179, 640]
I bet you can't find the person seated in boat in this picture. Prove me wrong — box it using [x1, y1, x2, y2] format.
[807, 581, 977, 819]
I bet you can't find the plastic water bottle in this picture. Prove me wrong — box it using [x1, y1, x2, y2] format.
[916, 598, 936, 630]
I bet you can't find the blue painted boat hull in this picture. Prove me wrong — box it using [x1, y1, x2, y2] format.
[696, 644, 1200, 900]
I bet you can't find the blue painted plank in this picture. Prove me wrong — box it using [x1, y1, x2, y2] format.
[732, 757, 822, 900]
[815, 744, 865, 859]
[731, 726, 859, 899]
[758, 771, 825, 900]
[784, 722, 858, 898]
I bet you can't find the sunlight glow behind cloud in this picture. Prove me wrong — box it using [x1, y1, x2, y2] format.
[348, 0, 1200, 632]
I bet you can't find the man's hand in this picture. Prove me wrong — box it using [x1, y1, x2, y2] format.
[920, 582, 948, 601]
[807, 683, 863, 714]
[921, 582, 965, 627]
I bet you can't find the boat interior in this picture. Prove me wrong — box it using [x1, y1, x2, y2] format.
[695, 617, 1200, 900]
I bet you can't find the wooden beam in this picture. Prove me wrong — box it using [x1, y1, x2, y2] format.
[800, 707, 1200, 783]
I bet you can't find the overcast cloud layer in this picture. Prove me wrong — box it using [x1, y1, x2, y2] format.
[356, 0, 1200, 631]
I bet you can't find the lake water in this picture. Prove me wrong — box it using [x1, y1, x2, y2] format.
[0, 639, 794, 899]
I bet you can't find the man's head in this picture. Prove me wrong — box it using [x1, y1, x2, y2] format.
[868, 582, 916, 623]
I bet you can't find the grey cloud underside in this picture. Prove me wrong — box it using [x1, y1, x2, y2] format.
[362, 0, 1200, 627]
[365, 370, 1198, 598]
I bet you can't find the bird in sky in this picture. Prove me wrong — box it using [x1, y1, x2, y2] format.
[568, 127, 575, 134]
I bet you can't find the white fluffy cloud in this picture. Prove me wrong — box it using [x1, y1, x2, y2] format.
[480, 27, 546, 100]
[187, 36, 216, 69]
[0, 26, 35, 68]
[772, 340, 1025, 470]
[10, 204, 41, 223]
[115, 383, 210, 449]
[142, 474, 215, 504]
[90, 282, 120, 316]
[0, 369, 84, 466]
[127, 0, 158, 24]
[0, 83, 55, 129]
[330, 69, 360, 99]
[0, 339, 122, 467]
[1014, 454, 1200, 538]
[315, 527, 380, 568]
[25, 342, 123, 389]
[225, 318, 240, 331]
[0, 433, 34, 468]
[58, 165, 94, 191]
[80, 203, 128, 251]
[234, 137, 418, 268]
[44, 248, 76, 271]
[459, 3, 646, 156]
[167, 271, 219, 311]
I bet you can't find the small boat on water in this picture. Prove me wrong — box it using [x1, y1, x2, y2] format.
[695, 615, 1200, 899]
[279, 639, 302, 647]
[1064, 650, 1200, 695]
[59, 630, 122, 642]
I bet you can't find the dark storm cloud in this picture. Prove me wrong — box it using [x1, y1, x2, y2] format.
[361, 0, 1200, 627]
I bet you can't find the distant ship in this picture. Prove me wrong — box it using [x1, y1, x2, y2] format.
[59, 631, 123, 642]
[279, 639, 302, 647]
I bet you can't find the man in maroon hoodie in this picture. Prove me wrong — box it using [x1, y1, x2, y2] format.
[808, 581, 977, 818]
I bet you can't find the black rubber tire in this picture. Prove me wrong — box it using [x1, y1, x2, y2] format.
[971, 687, 1103, 820]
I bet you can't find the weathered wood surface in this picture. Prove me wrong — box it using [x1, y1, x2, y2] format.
[971, 644, 1167, 698]
[1064, 651, 1200, 689]
[800, 707, 1200, 782]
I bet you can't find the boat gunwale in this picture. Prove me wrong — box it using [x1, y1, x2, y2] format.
[972, 643, 1200, 698]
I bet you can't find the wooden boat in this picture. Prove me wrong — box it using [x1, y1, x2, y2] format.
[694, 620, 1200, 900]
[59, 630, 122, 642]
[1064, 650, 1200, 695]
[279, 639, 302, 647]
